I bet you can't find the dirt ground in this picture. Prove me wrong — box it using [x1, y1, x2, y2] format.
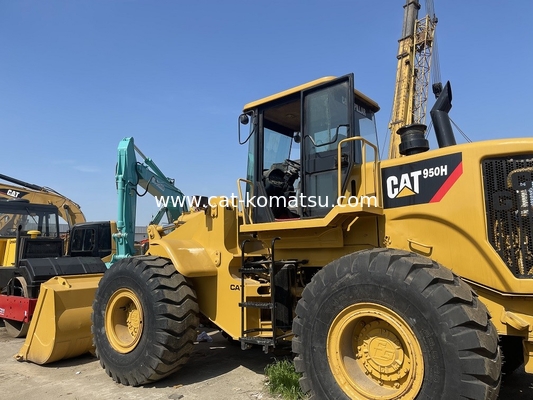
[0, 321, 532, 399]
[0, 323, 278, 400]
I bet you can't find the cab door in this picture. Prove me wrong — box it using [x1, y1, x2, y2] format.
[300, 74, 354, 217]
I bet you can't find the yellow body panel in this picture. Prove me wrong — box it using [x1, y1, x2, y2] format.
[149, 237, 218, 277]
[377, 138, 533, 371]
[0, 238, 16, 266]
[381, 139, 533, 294]
[147, 206, 245, 337]
[147, 199, 381, 339]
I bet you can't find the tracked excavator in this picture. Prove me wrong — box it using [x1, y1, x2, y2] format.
[10, 3, 533, 400]
[0, 138, 186, 344]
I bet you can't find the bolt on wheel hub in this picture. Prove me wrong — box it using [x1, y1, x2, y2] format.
[327, 303, 424, 399]
[358, 320, 410, 382]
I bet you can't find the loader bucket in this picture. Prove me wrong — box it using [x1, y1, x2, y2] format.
[15, 273, 104, 364]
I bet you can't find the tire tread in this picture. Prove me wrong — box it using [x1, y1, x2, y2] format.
[292, 249, 501, 399]
[92, 256, 199, 386]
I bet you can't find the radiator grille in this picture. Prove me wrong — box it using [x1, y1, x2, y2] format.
[483, 156, 533, 278]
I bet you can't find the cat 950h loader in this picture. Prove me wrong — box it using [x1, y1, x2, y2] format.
[16, 74, 533, 400]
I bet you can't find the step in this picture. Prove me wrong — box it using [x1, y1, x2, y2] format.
[239, 336, 275, 352]
[239, 267, 271, 274]
[242, 259, 271, 267]
[273, 259, 307, 267]
[240, 336, 274, 345]
[239, 301, 273, 309]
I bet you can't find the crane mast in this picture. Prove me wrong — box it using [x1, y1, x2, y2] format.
[388, 0, 439, 159]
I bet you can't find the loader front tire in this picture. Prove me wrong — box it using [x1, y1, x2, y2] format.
[92, 256, 199, 386]
[292, 248, 502, 400]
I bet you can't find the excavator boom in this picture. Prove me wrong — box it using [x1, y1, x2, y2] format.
[0, 173, 86, 227]
[113, 137, 187, 262]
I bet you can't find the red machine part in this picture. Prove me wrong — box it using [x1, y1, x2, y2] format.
[0, 294, 37, 322]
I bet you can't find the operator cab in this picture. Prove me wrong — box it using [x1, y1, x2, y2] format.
[239, 74, 380, 223]
[0, 200, 63, 289]
[0, 200, 60, 238]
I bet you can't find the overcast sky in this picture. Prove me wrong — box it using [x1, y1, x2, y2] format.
[1, 0, 531, 225]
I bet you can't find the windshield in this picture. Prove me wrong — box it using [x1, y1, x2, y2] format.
[0, 206, 60, 237]
[264, 127, 293, 168]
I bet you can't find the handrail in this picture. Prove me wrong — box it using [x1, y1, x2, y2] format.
[237, 178, 254, 225]
[337, 137, 380, 207]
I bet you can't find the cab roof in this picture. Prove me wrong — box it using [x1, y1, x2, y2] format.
[243, 76, 380, 113]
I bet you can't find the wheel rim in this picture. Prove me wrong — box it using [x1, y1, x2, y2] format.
[327, 302, 424, 399]
[105, 288, 144, 353]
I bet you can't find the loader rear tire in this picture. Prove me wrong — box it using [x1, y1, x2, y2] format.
[292, 248, 502, 400]
[92, 256, 199, 386]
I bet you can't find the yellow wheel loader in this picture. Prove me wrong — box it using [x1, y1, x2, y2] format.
[0, 177, 120, 343]
[12, 2, 530, 398]
[15, 73, 533, 399]
[0, 176, 117, 346]
[69, 72, 523, 400]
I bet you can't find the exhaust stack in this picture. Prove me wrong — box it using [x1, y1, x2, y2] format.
[430, 81, 456, 148]
[398, 124, 429, 156]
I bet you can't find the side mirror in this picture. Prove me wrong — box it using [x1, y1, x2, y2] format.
[238, 112, 255, 145]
